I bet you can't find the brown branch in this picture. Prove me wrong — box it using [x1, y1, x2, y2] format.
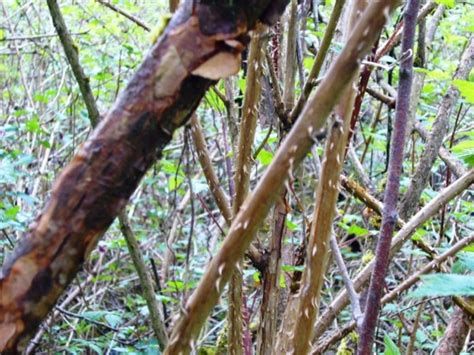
[118, 211, 168, 350]
[46, 0, 101, 127]
[330, 234, 363, 327]
[285, 1, 367, 351]
[365, 86, 396, 108]
[289, 0, 346, 122]
[0, 2, 287, 351]
[229, 27, 265, 354]
[312, 170, 474, 342]
[374, 1, 437, 61]
[383, 232, 474, 308]
[257, 193, 286, 354]
[165, 0, 402, 353]
[190, 115, 232, 224]
[96, 0, 151, 31]
[341, 175, 436, 257]
[265, 47, 286, 122]
[258, 3, 299, 351]
[413, 122, 467, 179]
[400, 36, 474, 220]
[282, 0, 298, 110]
[190, 115, 265, 270]
[313, 231, 474, 354]
[435, 307, 473, 354]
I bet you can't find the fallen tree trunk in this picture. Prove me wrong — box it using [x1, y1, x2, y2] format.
[0, 1, 288, 352]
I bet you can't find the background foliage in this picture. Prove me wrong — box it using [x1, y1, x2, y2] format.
[1, 0, 473, 353]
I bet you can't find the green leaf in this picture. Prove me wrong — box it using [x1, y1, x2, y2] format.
[256, 149, 273, 166]
[25, 116, 40, 133]
[168, 175, 184, 191]
[104, 313, 122, 327]
[33, 92, 49, 104]
[4, 206, 20, 220]
[73, 339, 103, 354]
[160, 160, 184, 176]
[434, 0, 455, 8]
[409, 274, 474, 297]
[412, 228, 427, 241]
[281, 264, 304, 272]
[453, 80, 474, 104]
[451, 139, 474, 166]
[285, 219, 299, 232]
[347, 224, 369, 237]
[383, 334, 401, 355]
[452, 253, 474, 273]
[463, 244, 474, 252]
[279, 274, 286, 288]
[252, 270, 261, 284]
[415, 68, 450, 80]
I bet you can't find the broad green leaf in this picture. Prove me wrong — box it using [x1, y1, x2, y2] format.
[160, 159, 184, 176]
[168, 175, 183, 191]
[256, 149, 273, 166]
[303, 56, 314, 71]
[252, 270, 261, 285]
[411, 228, 427, 241]
[463, 244, 474, 252]
[33, 92, 49, 104]
[453, 80, 474, 104]
[383, 334, 401, 355]
[410, 274, 474, 297]
[451, 139, 474, 166]
[434, 0, 455, 8]
[347, 224, 369, 237]
[452, 253, 474, 273]
[5, 205, 20, 219]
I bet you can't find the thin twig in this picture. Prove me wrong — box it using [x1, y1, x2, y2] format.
[313, 232, 474, 353]
[357, 0, 420, 350]
[330, 234, 363, 329]
[96, 0, 151, 31]
[46, 0, 100, 127]
[289, 0, 346, 122]
[118, 211, 168, 350]
[312, 171, 474, 343]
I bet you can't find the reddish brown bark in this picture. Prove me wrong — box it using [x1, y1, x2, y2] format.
[435, 307, 473, 355]
[0, 2, 289, 352]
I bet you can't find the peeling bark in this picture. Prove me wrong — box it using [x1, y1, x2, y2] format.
[0, 2, 289, 352]
[435, 307, 473, 355]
